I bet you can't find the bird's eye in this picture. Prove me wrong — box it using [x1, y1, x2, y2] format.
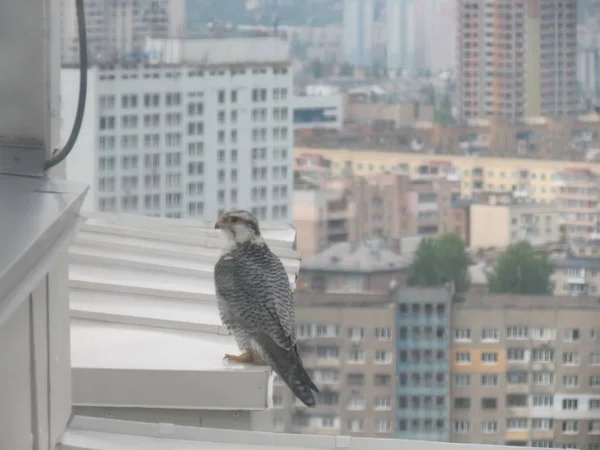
[231, 217, 238, 223]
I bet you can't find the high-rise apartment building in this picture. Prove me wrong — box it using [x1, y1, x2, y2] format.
[386, 0, 456, 74]
[61, 36, 294, 221]
[457, 0, 578, 122]
[60, 0, 186, 63]
[451, 294, 600, 449]
[386, 0, 416, 74]
[342, 0, 375, 67]
[272, 292, 397, 437]
[396, 286, 453, 441]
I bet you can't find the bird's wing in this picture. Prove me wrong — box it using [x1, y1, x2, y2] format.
[231, 248, 296, 349]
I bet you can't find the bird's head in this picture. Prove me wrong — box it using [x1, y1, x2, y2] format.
[215, 209, 263, 245]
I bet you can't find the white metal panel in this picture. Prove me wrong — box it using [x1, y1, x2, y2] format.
[0, 175, 87, 450]
[62, 416, 541, 450]
[68, 214, 302, 412]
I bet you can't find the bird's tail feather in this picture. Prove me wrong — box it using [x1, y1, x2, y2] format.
[254, 332, 318, 408]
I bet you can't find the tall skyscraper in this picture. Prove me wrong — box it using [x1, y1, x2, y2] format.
[343, 0, 375, 67]
[457, 0, 578, 123]
[387, 0, 456, 75]
[386, 0, 416, 73]
[60, 36, 294, 222]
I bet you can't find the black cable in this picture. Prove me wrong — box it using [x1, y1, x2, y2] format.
[45, 0, 87, 170]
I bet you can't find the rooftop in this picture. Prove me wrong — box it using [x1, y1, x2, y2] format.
[143, 37, 291, 67]
[300, 238, 410, 273]
[455, 292, 600, 310]
[294, 291, 393, 308]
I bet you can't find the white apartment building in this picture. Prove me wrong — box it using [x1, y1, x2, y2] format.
[61, 36, 294, 222]
[60, 0, 186, 63]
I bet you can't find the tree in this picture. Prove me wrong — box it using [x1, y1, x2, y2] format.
[407, 233, 470, 293]
[408, 238, 442, 287]
[487, 241, 554, 295]
[434, 93, 456, 124]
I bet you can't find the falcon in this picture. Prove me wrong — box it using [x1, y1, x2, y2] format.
[213, 209, 319, 407]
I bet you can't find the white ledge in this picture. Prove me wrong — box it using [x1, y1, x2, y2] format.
[69, 213, 301, 412]
[71, 319, 270, 410]
[0, 175, 88, 326]
[62, 416, 534, 450]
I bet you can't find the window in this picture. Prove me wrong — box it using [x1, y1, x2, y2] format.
[375, 396, 391, 410]
[563, 399, 578, 410]
[591, 376, 600, 387]
[318, 391, 339, 406]
[348, 394, 364, 410]
[375, 327, 392, 341]
[532, 327, 555, 340]
[375, 420, 391, 434]
[348, 349, 364, 363]
[563, 375, 579, 388]
[347, 373, 364, 387]
[321, 416, 336, 429]
[454, 398, 471, 409]
[481, 374, 498, 387]
[591, 353, 600, 365]
[506, 419, 527, 430]
[507, 371, 527, 384]
[375, 350, 391, 364]
[507, 326, 528, 339]
[348, 327, 364, 341]
[532, 419, 553, 430]
[507, 395, 527, 407]
[561, 421, 579, 434]
[316, 346, 339, 359]
[590, 421, 600, 434]
[454, 421, 471, 433]
[563, 329, 580, 342]
[374, 374, 390, 386]
[481, 352, 498, 364]
[481, 328, 499, 341]
[455, 374, 470, 387]
[454, 328, 471, 341]
[590, 399, 600, 410]
[481, 421, 497, 434]
[533, 372, 555, 386]
[563, 352, 579, 365]
[348, 419, 363, 433]
[456, 352, 471, 364]
[533, 396, 554, 408]
[508, 348, 526, 361]
[315, 324, 340, 338]
[482, 398, 497, 410]
[532, 348, 554, 362]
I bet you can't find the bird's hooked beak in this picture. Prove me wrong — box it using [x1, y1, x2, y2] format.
[214, 217, 225, 229]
